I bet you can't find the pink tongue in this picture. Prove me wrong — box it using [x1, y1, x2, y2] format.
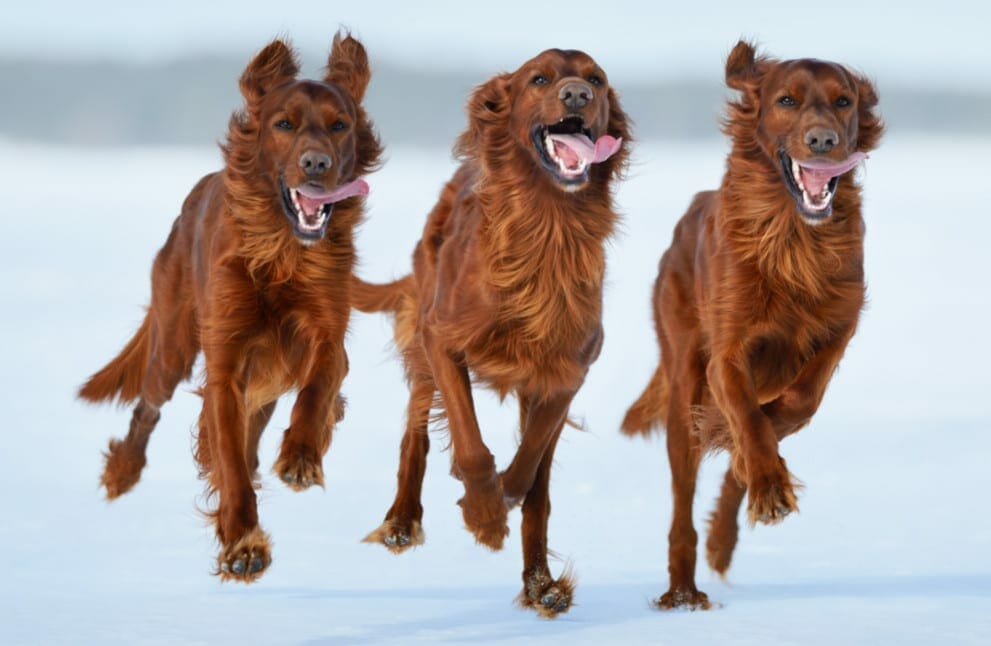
[295, 178, 369, 217]
[798, 152, 868, 196]
[547, 133, 623, 168]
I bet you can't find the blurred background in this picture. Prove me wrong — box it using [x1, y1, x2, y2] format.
[1, 0, 988, 148]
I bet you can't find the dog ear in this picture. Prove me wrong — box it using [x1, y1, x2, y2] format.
[325, 31, 371, 103]
[239, 39, 300, 105]
[725, 40, 767, 91]
[469, 73, 512, 125]
[851, 72, 884, 152]
[605, 87, 632, 176]
[455, 73, 512, 160]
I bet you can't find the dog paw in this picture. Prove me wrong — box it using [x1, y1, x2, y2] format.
[656, 586, 713, 611]
[457, 485, 509, 551]
[498, 471, 526, 510]
[100, 438, 146, 499]
[705, 531, 738, 577]
[362, 519, 425, 554]
[746, 466, 799, 526]
[274, 446, 324, 491]
[217, 526, 271, 583]
[517, 567, 575, 618]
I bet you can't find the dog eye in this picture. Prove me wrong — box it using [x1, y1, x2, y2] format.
[835, 96, 852, 108]
[531, 74, 548, 86]
[588, 75, 603, 86]
[274, 119, 294, 131]
[776, 96, 797, 108]
[330, 120, 348, 132]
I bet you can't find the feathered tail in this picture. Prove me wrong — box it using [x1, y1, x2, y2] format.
[351, 275, 413, 313]
[620, 364, 668, 436]
[78, 314, 151, 405]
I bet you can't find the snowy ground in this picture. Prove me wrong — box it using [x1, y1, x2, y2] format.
[1, 135, 988, 645]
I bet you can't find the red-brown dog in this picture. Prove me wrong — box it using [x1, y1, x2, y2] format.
[353, 48, 630, 617]
[622, 40, 882, 609]
[79, 32, 382, 581]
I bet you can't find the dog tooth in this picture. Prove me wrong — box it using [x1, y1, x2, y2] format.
[545, 136, 557, 159]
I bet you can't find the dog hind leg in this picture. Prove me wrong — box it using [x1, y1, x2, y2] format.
[363, 372, 433, 552]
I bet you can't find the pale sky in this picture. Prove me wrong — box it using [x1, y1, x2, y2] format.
[2, 0, 987, 89]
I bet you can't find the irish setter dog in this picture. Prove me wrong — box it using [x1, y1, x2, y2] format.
[353, 49, 630, 617]
[622, 41, 882, 609]
[78, 32, 382, 581]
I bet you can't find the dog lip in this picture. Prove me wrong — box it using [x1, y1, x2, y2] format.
[278, 176, 332, 241]
[545, 114, 591, 138]
[778, 150, 837, 221]
[531, 120, 597, 187]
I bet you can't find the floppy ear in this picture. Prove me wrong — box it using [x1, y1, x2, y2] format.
[605, 87, 632, 176]
[455, 73, 512, 160]
[468, 73, 512, 125]
[852, 72, 884, 152]
[239, 39, 300, 105]
[325, 31, 371, 103]
[725, 39, 767, 91]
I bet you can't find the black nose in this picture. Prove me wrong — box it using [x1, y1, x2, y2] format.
[300, 151, 332, 176]
[558, 81, 593, 110]
[805, 127, 838, 154]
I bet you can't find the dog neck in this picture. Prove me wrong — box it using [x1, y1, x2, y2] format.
[471, 162, 615, 344]
[717, 146, 865, 299]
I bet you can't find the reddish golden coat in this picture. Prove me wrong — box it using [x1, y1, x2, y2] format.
[79, 33, 382, 581]
[354, 48, 630, 617]
[623, 40, 883, 609]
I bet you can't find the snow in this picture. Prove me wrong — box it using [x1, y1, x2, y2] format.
[0, 135, 989, 644]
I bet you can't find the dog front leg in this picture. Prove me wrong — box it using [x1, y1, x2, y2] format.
[500, 389, 575, 508]
[763, 326, 856, 439]
[203, 357, 271, 582]
[275, 341, 348, 491]
[422, 330, 508, 550]
[515, 412, 573, 618]
[707, 352, 798, 526]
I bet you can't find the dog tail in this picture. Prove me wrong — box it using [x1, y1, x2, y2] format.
[351, 274, 413, 313]
[621, 364, 668, 436]
[78, 313, 151, 405]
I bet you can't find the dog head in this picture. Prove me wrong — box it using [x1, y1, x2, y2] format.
[724, 40, 883, 224]
[225, 32, 382, 244]
[457, 49, 630, 192]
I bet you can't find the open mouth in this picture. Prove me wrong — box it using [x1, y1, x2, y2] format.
[779, 150, 868, 222]
[531, 116, 622, 187]
[278, 177, 369, 243]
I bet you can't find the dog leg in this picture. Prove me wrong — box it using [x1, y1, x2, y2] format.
[101, 401, 160, 499]
[274, 344, 347, 491]
[245, 401, 276, 487]
[657, 379, 712, 610]
[203, 365, 271, 582]
[200, 274, 272, 582]
[707, 353, 799, 527]
[501, 390, 574, 508]
[704, 355, 835, 576]
[102, 307, 198, 499]
[515, 412, 573, 618]
[423, 331, 508, 550]
[705, 467, 746, 576]
[763, 325, 856, 439]
[364, 374, 432, 553]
